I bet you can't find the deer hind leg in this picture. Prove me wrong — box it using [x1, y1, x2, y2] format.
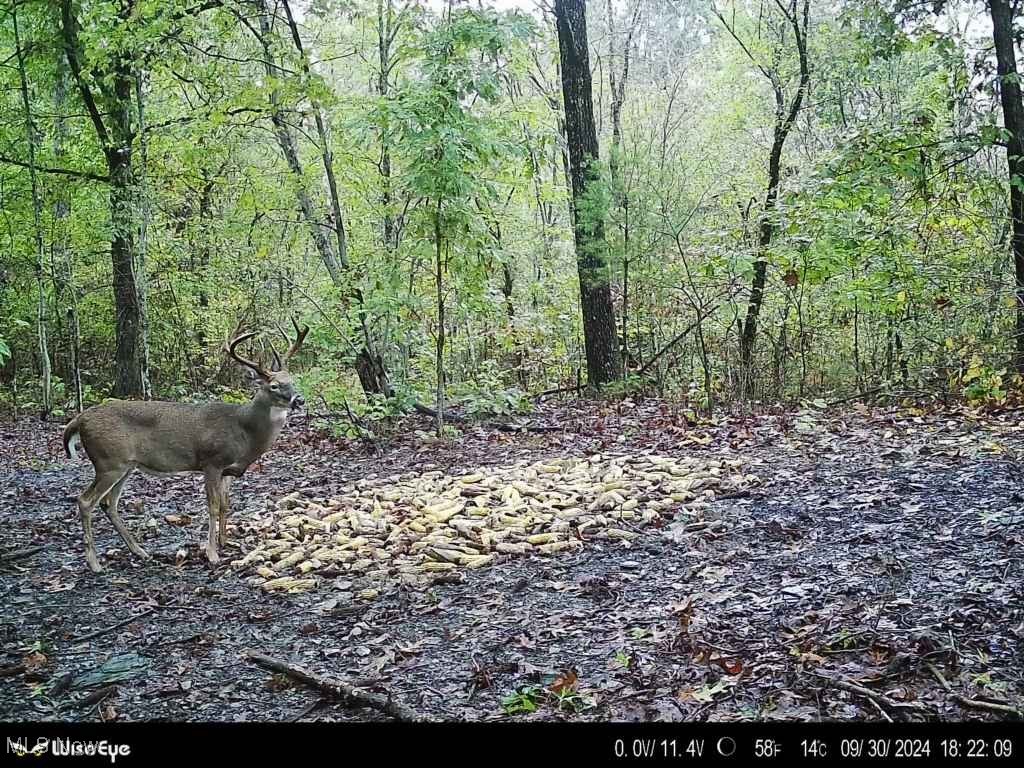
[100, 469, 149, 561]
[204, 468, 224, 565]
[78, 469, 130, 573]
[218, 476, 234, 548]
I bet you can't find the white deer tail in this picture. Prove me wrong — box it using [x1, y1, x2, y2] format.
[66, 431, 81, 460]
[63, 416, 83, 460]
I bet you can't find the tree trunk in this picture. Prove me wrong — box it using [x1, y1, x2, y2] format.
[133, 69, 153, 395]
[377, 0, 397, 253]
[258, 1, 393, 399]
[434, 201, 445, 436]
[195, 167, 216, 359]
[61, 0, 149, 399]
[107, 145, 148, 398]
[722, 0, 810, 397]
[108, 58, 149, 399]
[738, 126, 786, 380]
[554, 0, 621, 387]
[13, 5, 52, 418]
[257, 2, 343, 284]
[607, 0, 640, 375]
[989, 0, 1024, 373]
[280, 0, 349, 269]
[53, 51, 83, 413]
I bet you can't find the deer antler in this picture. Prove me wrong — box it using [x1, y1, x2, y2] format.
[227, 331, 270, 379]
[282, 317, 309, 366]
[268, 340, 284, 372]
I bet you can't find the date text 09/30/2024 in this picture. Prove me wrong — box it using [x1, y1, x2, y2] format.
[609, 736, 1015, 760]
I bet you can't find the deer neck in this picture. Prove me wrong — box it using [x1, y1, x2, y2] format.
[245, 391, 290, 449]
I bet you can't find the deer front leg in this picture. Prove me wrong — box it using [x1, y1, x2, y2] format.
[204, 468, 224, 565]
[218, 476, 234, 547]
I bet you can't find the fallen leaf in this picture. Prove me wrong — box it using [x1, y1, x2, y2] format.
[548, 669, 578, 696]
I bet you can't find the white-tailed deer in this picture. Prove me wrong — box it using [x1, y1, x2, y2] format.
[62, 321, 308, 573]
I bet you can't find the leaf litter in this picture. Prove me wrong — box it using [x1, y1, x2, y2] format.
[0, 399, 1022, 721]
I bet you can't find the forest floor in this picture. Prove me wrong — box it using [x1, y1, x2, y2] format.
[1, 398, 1022, 723]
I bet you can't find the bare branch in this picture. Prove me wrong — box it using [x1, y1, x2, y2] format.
[709, 2, 774, 84]
[0, 154, 108, 183]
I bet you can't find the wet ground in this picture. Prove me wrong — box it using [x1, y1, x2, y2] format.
[2, 401, 1022, 721]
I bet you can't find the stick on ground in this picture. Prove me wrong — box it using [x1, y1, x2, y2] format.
[810, 672, 934, 717]
[0, 545, 44, 564]
[244, 651, 424, 722]
[927, 662, 1023, 719]
[71, 608, 156, 644]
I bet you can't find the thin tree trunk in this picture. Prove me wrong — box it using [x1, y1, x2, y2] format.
[621, 205, 630, 372]
[280, 0, 348, 269]
[377, 0, 397, 253]
[257, 1, 393, 398]
[13, 5, 52, 418]
[718, 0, 810, 396]
[53, 52, 83, 413]
[195, 167, 216, 360]
[696, 314, 713, 416]
[554, 0, 622, 387]
[434, 201, 445, 437]
[257, 4, 342, 284]
[989, 0, 1024, 373]
[607, 0, 640, 374]
[134, 70, 152, 396]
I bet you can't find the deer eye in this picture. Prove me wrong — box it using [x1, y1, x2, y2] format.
[269, 383, 280, 391]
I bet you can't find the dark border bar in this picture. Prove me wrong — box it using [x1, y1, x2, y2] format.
[1, 721, 1019, 765]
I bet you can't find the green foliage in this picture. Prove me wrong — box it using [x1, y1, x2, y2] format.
[452, 360, 531, 417]
[0, 0, 1020, 417]
[955, 348, 1008, 406]
[501, 686, 542, 715]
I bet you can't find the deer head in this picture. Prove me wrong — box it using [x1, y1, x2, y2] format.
[225, 317, 309, 412]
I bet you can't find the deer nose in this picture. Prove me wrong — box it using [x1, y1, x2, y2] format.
[291, 394, 305, 408]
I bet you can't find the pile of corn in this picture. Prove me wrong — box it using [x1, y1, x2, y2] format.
[232, 453, 758, 597]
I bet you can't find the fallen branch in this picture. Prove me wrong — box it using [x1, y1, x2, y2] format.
[487, 421, 561, 434]
[76, 685, 117, 709]
[927, 662, 1023, 719]
[244, 651, 424, 722]
[413, 401, 439, 417]
[0, 545, 44, 564]
[413, 401, 559, 434]
[866, 695, 894, 723]
[532, 384, 581, 401]
[826, 386, 886, 407]
[71, 608, 156, 644]
[809, 672, 933, 717]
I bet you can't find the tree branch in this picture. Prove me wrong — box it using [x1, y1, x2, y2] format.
[60, 0, 111, 151]
[640, 305, 721, 376]
[0, 154, 108, 183]
[710, 2, 774, 84]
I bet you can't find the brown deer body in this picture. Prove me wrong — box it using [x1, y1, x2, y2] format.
[62, 323, 307, 573]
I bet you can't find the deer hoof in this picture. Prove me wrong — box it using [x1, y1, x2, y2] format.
[85, 550, 103, 573]
[205, 548, 220, 566]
